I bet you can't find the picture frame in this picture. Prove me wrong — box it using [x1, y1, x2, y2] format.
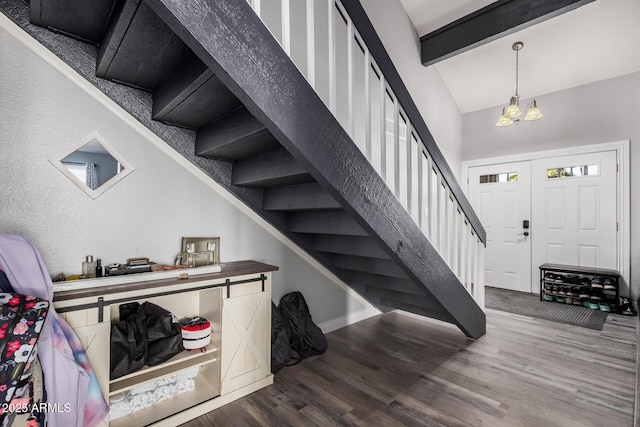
[177, 237, 220, 268]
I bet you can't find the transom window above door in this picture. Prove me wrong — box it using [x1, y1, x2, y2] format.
[479, 172, 518, 184]
[547, 164, 599, 179]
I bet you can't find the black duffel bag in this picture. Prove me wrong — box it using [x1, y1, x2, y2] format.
[110, 301, 184, 379]
[110, 311, 147, 380]
[141, 302, 184, 366]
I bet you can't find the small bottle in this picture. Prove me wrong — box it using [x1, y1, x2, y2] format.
[96, 259, 103, 278]
[82, 255, 97, 278]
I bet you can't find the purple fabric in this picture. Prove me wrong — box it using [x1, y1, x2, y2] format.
[0, 235, 108, 427]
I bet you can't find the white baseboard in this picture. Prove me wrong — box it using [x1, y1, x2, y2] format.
[317, 307, 380, 333]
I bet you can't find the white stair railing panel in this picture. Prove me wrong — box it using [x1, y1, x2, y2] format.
[328, 0, 337, 114]
[248, 0, 485, 309]
[393, 100, 401, 196]
[363, 48, 372, 160]
[397, 113, 408, 208]
[446, 194, 455, 266]
[384, 92, 397, 192]
[461, 222, 469, 288]
[288, 0, 309, 76]
[437, 180, 447, 257]
[476, 242, 485, 309]
[369, 63, 383, 175]
[305, 0, 315, 87]
[376, 65, 387, 179]
[429, 166, 439, 245]
[334, 8, 350, 132]
[420, 151, 430, 235]
[452, 205, 460, 278]
[281, 0, 291, 55]
[346, 19, 355, 140]
[465, 222, 473, 288]
[260, 0, 283, 45]
[460, 208, 466, 279]
[410, 133, 420, 224]
[351, 36, 367, 154]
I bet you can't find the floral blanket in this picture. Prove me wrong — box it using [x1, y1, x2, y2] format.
[0, 293, 48, 423]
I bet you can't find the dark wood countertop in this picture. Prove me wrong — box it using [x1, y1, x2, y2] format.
[53, 260, 278, 302]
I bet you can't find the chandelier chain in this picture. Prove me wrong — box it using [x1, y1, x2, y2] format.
[515, 44, 519, 99]
[496, 41, 542, 127]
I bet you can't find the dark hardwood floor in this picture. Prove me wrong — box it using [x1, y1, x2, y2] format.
[182, 308, 637, 426]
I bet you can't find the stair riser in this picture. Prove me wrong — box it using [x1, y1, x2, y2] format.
[333, 255, 409, 279]
[97, 0, 189, 91]
[312, 235, 389, 259]
[288, 212, 368, 237]
[263, 183, 341, 212]
[232, 148, 312, 188]
[153, 54, 241, 129]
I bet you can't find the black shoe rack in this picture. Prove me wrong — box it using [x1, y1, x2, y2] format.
[539, 263, 620, 313]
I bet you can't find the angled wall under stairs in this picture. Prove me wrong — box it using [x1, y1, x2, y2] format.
[1, 0, 486, 338]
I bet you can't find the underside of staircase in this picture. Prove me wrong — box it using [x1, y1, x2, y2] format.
[1, 0, 486, 338]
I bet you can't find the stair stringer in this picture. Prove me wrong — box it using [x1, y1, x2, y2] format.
[148, 0, 486, 338]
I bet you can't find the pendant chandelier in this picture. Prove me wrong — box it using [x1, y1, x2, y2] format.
[496, 41, 543, 127]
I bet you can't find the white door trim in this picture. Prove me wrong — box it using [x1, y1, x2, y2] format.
[462, 141, 630, 296]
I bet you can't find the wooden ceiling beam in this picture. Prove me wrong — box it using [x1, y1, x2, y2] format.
[420, 0, 595, 67]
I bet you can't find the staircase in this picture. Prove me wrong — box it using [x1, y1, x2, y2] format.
[2, 0, 486, 338]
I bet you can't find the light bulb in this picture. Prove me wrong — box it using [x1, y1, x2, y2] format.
[524, 100, 543, 121]
[505, 96, 522, 119]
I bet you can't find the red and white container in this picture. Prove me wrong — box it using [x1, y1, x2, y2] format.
[181, 317, 211, 350]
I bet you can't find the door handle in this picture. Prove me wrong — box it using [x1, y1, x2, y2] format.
[517, 231, 530, 237]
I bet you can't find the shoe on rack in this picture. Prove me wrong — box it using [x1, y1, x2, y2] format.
[598, 302, 611, 312]
[566, 287, 576, 297]
[603, 278, 616, 290]
[591, 277, 603, 289]
[554, 296, 565, 303]
[558, 287, 566, 296]
[616, 297, 638, 316]
[544, 272, 556, 282]
[579, 288, 590, 299]
[582, 300, 591, 308]
[580, 277, 592, 288]
[566, 275, 579, 285]
[564, 297, 573, 304]
[572, 299, 583, 306]
[588, 299, 600, 310]
[543, 294, 554, 302]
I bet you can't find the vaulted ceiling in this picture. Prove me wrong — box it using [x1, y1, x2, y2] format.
[399, 0, 640, 113]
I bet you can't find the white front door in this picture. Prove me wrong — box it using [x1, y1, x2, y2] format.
[531, 151, 618, 278]
[468, 161, 532, 292]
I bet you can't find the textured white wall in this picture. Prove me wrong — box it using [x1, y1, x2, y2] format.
[360, 0, 464, 179]
[461, 72, 640, 160]
[0, 24, 375, 328]
[462, 72, 640, 299]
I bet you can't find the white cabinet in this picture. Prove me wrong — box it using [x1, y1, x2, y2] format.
[220, 278, 271, 394]
[53, 261, 276, 426]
